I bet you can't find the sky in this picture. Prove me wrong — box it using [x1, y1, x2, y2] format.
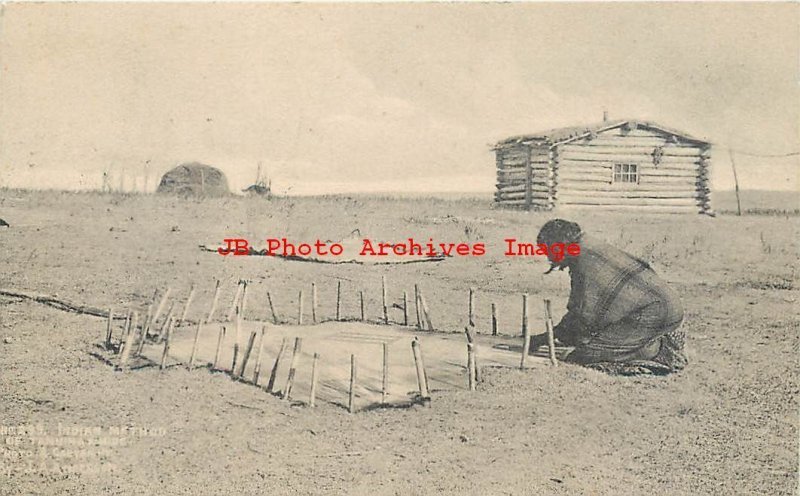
[0, 2, 798, 194]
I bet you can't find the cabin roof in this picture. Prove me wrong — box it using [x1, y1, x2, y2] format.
[496, 120, 711, 148]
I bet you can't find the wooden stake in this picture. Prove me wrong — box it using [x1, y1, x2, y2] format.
[157, 303, 175, 339]
[520, 294, 530, 369]
[336, 281, 342, 321]
[381, 276, 389, 324]
[728, 148, 742, 216]
[239, 281, 249, 318]
[282, 337, 303, 400]
[213, 325, 226, 371]
[468, 288, 475, 327]
[359, 291, 365, 321]
[178, 285, 196, 327]
[382, 342, 389, 404]
[252, 326, 267, 385]
[135, 312, 150, 357]
[544, 299, 558, 367]
[266, 337, 288, 393]
[491, 303, 498, 336]
[411, 338, 430, 402]
[231, 307, 241, 373]
[414, 284, 422, 329]
[160, 317, 174, 370]
[152, 287, 172, 326]
[297, 290, 304, 325]
[141, 304, 153, 342]
[266, 291, 278, 324]
[465, 327, 477, 390]
[119, 310, 131, 351]
[418, 291, 434, 331]
[348, 354, 357, 413]
[402, 291, 408, 326]
[238, 329, 258, 378]
[226, 281, 244, 321]
[188, 320, 203, 370]
[311, 282, 318, 323]
[207, 279, 221, 322]
[118, 312, 138, 370]
[105, 307, 114, 349]
[309, 353, 320, 408]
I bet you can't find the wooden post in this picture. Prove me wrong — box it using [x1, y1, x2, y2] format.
[207, 280, 221, 322]
[411, 338, 430, 402]
[266, 291, 278, 324]
[382, 342, 389, 404]
[309, 353, 320, 408]
[467, 342, 476, 391]
[468, 288, 475, 327]
[226, 281, 244, 321]
[135, 312, 150, 357]
[728, 148, 742, 216]
[142, 303, 154, 338]
[348, 354, 357, 413]
[238, 329, 258, 378]
[544, 299, 558, 367]
[297, 290, 304, 325]
[464, 327, 477, 390]
[118, 312, 138, 370]
[491, 303, 498, 336]
[359, 291, 365, 321]
[524, 145, 533, 211]
[188, 320, 203, 370]
[520, 294, 530, 369]
[160, 317, 174, 370]
[121, 310, 131, 344]
[239, 281, 249, 319]
[414, 285, 422, 329]
[266, 337, 287, 393]
[336, 281, 342, 321]
[178, 285, 196, 327]
[252, 326, 267, 385]
[282, 337, 303, 400]
[138, 308, 152, 349]
[418, 291, 434, 331]
[231, 307, 242, 373]
[381, 276, 389, 324]
[311, 282, 318, 323]
[152, 287, 172, 326]
[212, 325, 226, 370]
[105, 307, 114, 349]
[157, 303, 175, 339]
[402, 291, 408, 326]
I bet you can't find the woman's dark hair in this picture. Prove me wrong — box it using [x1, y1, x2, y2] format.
[537, 219, 583, 246]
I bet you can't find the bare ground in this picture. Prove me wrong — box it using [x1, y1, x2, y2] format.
[0, 191, 797, 495]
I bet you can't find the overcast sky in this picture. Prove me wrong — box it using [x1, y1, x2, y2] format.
[1, 3, 797, 194]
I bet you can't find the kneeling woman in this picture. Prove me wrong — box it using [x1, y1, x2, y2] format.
[530, 219, 687, 375]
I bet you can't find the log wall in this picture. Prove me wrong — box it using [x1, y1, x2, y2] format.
[494, 144, 553, 209]
[552, 126, 711, 214]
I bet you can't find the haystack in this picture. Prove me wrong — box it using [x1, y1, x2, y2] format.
[156, 162, 229, 197]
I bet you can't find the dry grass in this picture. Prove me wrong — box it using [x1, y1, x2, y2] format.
[0, 189, 797, 495]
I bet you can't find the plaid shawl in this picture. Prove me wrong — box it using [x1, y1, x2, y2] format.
[554, 234, 684, 347]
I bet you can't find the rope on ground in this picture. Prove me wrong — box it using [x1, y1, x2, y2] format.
[0, 288, 117, 319]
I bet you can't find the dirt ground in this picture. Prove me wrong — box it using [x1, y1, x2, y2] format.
[0, 190, 797, 495]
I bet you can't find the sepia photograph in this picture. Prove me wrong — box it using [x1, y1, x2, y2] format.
[0, 2, 797, 495]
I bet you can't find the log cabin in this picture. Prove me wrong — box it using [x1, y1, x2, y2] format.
[493, 119, 712, 214]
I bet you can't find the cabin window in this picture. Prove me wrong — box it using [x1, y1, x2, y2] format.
[613, 163, 639, 184]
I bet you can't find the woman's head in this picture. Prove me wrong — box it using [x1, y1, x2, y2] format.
[537, 219, 583, 270]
